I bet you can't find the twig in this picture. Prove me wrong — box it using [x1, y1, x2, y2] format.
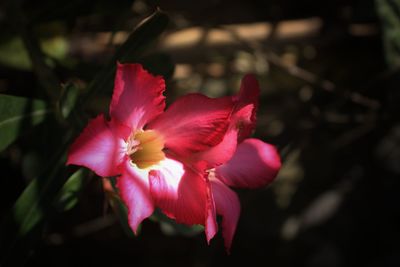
[331, 123, 376, 148]
[220, 24, 381, 110]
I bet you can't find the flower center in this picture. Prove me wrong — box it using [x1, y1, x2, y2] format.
[127, 130, 165, 169]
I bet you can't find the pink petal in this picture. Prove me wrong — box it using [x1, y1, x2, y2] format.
[210, 177, 240, 253]
[236, 74, 259, 112]
[190, 128, 238, 169]
[187, 75, 260, 168]
[215, 138, 281, 188]
[116, 161, 155, 233]
[110, 63, 166, 131]
[149, 157, 208, 225]
[234, 74, 260, 142]
[205, 178, 218, 243]
[67, 115, 126, 177]
[147, 93, 234, 156]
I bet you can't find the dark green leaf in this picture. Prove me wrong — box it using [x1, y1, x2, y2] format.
[138, 53, 175, 80]
[59, 83, 80, 119]
[0, 36, 68, 71]
[113, 9, 169, 63]
[53, 168, 90, 212]
[376, 0, 400, 68]
[11, 150, 70, 237]
[0, 37, 31, 70]
[0, 94, 49, 152]
[1, 144, 71, 265]
[108, 177, 136, 237]
[151, 210, 204, 237]
[12, 179, 45, 237]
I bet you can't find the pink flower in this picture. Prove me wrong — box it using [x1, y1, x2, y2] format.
[67, 63, 281, 252]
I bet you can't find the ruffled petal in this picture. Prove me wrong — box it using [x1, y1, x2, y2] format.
[110, 63, 166, 131]
[215, 138, 281, 188]
[210, 177, 240, 253]
[190, 128, 238, 169]
[234, 74, 260, 142]
[187, 75, 260, 168]
[67, 114, 126, 177]
[147, 93, 234, 156]
[117, 161, 155, 233]
[149, 157, 208, 225]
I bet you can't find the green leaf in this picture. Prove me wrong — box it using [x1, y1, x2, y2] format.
[0, 36, 69, 71]
[107, 177, 136, 237]
[0, 37, 31, 70]
[376, 0, 400, 68]
[113, 9, 169, 63]
[138, 53, 175, 80]
[151, 210, 205, 237]
[12, 179, 45, 238]
[53, 168, 90, 212]
[1, 143, 72, 265]
[0, 94, 49, 152]
[59, 82, 80, 119]
[11, 150, 70, 237]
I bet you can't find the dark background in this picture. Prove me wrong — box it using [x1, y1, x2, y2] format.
[1, 0, 399, 266]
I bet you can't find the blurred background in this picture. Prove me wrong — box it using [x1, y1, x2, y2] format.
[1, 0, 399, 266]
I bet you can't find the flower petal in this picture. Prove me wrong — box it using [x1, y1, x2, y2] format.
[147, 93, 234, 156]
[215, 138, 281, 188]
[117, 161, 154, 233]
[187, 75, 260, 168]
[67, 114, 126, 177]
[205, 178, 218, 243]
[110, 63, 166, 130]
[234, 74, 260, 142]
[210, 177, 240, 253]
[149, 157, 208, 225]
[190, 128, 238, 169]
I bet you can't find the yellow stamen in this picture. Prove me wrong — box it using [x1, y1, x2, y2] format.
[128, 130, 165, 169]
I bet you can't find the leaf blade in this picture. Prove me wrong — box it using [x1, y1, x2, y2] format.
[53, 168, 90, 212]
[0, 94, 49, 151]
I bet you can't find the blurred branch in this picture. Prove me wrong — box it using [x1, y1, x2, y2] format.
[151, 18, 380, 110]
[331, 123, 376, 149]
[265, 50, 380, 110]
[219, 23, 381, 110]
[160, 18, 322, 50]
[281, 166, 363, 240]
